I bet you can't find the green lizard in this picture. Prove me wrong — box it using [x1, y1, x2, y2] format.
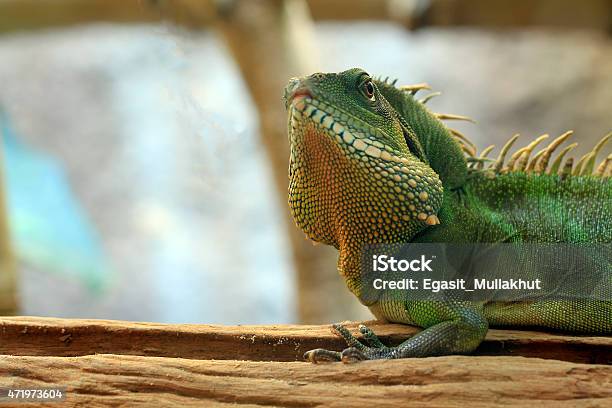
[283, 68, 612, 363]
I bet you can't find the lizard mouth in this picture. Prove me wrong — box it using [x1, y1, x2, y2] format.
[290, 88, 313, 102]
[284, 78, 314, 110]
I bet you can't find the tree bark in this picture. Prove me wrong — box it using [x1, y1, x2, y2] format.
[1, 354, 610, 407]
[0, 317, 611, 407]
[0, 317, 610, 364]
[0, 0, 609, 34]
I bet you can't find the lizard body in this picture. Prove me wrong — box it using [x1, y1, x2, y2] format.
[284, 68, 612, 362]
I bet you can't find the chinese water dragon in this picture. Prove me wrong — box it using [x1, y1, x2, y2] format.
[284, 68, 612, 362]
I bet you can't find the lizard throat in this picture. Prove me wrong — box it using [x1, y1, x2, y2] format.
[287, 97, 444, 251]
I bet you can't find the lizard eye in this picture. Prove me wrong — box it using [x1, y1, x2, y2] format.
[361, 79, 375, 101]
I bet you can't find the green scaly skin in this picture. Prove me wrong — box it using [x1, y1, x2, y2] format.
[284, 68, 612, 363]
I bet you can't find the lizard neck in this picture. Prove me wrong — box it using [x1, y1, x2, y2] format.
[288, 118, 444, 300]
[375, 80, 469, 190]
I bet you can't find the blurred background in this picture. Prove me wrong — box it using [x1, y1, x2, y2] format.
[0, 0, 610, 324]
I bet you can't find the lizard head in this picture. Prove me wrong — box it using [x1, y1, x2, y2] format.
[284, 68, 443, 252]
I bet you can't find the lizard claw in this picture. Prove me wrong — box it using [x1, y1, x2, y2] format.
[303, 348, 342, 363]
[304, 323, 395, 363]
[341, 347, 369, 363]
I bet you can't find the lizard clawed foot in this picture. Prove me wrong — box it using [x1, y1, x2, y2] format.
[303, 348, 342, 363]
[303, 323, 390, 364]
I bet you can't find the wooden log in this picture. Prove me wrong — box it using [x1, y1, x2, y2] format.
[0, 0, 609, 35]
[0, 317, 609, 406]
[0, 354, 611, 407]
[0, 317, 610, 364]
[418, 0, 612, 31]
[0, 0, 215, 33]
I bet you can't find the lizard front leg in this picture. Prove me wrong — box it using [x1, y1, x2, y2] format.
[304, 302, 488, 363]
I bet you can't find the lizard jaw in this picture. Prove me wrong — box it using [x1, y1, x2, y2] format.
[288, 97, 443, 247]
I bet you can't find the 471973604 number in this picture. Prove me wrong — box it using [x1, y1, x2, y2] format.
[0, 388, 66, 402]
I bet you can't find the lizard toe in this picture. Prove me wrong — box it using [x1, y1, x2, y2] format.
[341, 347, 369, 363]
[331, 323, 366, 350]
[359, 324, 387, 348]
[303, 348, 342, 363]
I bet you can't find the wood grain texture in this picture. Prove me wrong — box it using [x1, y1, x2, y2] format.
[0, 354, 610, 407]
[1, 317, 610, 364]
[0, 317, 610, 407]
